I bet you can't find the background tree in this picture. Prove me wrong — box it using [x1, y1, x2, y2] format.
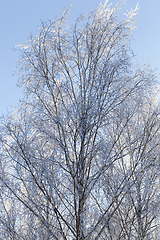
[104, 97, 160, 239]
[0, 1, 160, 239]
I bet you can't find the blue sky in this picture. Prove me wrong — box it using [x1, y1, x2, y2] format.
[0, 0, 160, 116]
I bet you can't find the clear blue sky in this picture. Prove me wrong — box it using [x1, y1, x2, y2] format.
[0, 0, 160, 116]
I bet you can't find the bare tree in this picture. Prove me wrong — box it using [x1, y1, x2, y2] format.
[0, 1, 160, 239]
[102, 98, 160, 239]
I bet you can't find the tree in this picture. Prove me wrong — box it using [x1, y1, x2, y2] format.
[103, 98, 160, 239]
[0, 1, 160, 239]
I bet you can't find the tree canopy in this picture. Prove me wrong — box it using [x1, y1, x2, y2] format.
[0, 1, 160, 239]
